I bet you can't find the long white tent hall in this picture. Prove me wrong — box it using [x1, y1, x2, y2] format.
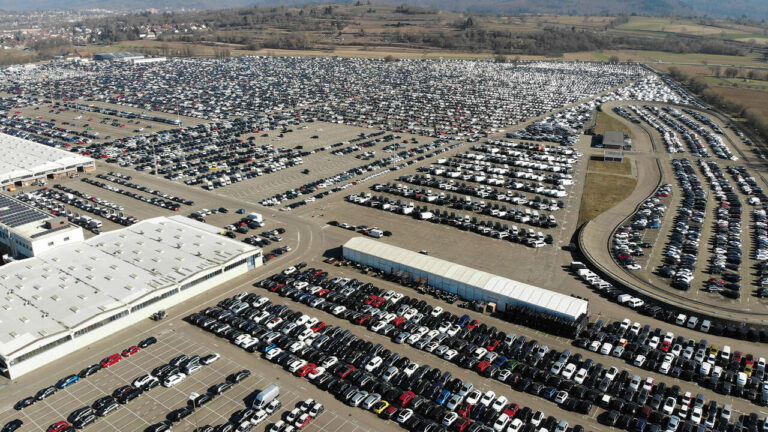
[342, 237, 588, 321]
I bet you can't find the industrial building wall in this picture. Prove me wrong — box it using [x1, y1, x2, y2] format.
[343, 245, 583, 320]
[4, 255, 259, 379]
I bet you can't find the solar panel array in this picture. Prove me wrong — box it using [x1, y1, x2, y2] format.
[0, 194, 50, 228]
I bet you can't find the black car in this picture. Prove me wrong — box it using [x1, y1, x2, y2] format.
[138, 337, 158, 349]
[145, 421, 172, 432]
[72, 414, 97, 429]
[189, 393, 214, 408]
[95, 402, 120, 417]
[116, 387, 142, 404]
[35, 386, 57, 401]
[78, 364, 101, 379]
[168, 406, 195, 422]
[13, 397, 34, 411]
[93, 396, 116, 410]
[1, 420, 23, 432]
[210, 382, 233, 395]
[68, 406, 94, 423]
[227, 369, 251, 383]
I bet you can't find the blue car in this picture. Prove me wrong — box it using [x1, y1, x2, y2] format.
[436, 390, 451, 405]
[493, 355, 508, 367]
[236, 208, 246, 214]
[542, 387, 557, 400]
[56, 374, 79, 389]
[262, 344, 277, 354]
[458, 314, 470, 327]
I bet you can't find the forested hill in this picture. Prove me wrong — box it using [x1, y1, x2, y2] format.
[1, 0, 766, 20]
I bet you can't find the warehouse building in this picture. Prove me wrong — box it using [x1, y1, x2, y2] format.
[0, 134, 95, 191]
[0, 194, 84, 259]
[0, 215, 261, 379]
[343, 237, 588, 321]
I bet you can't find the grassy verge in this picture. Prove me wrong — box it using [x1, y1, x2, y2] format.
[595, 111, 632, 138]
[578, 161, 638, 225]
[587, 156, 633, 175]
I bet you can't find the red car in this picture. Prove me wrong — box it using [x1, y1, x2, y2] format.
[454, 418, 471, 431]
[660, 341, 671, 353]
[317, 289, 330, 297]
[476, 361, 491, 373]
[487, 340, 500, 352]
[399, 391, 415, 407]
[100, 353, 122, 368]
[503, 403, 520, 418]
[733, 351, 743, 364]
[337, 365, 355, 379]
[355, 314, 371, 325]
[457, 403, 471, 417]
[393, 317, 406, 327]
[311, 322, 326, 332]
[121, 346, 140, 357]
[47, 421, 72, 432]
[269, 283, 284, 292]
[466, 320, 479, 330]
[296, 363, 316, 378]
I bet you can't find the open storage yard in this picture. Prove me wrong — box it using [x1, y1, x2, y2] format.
[1, 55, 768, 432]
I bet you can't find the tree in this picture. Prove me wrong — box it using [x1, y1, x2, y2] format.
[724, 67, 739, 78]
[384, 54, 396, 62]
[609, 55, 620, 63]
[494, 54, 507, 63]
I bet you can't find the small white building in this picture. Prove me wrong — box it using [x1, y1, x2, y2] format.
[0, 215, 261, 379]
[0, 194, 84, 258]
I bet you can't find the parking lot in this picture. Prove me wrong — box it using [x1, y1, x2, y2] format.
[2, 56, 768, 432]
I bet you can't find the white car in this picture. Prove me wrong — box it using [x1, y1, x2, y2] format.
[561, 363, 577, 379]
[589, 341, 601, 352]
[465, 390, 482, 405]
[663, 397, 676, 415]
[442, 412, 459, 426]
[287, 359, 307, 373]
[490, 396, 508, 412]
[403, 363, 419, 377]
[396, 408, 413, 424]
[365, 356, 383, 372]
[493, 414, 510, 431]
[133, 375, 158, 388]
[264, 347, 283, 361]
[479, 390, 495, 406]
[162, 373, 186, 388]
[308, 367, 326, 380]
[574, 368, 588, 384]
[443, 349, 459, 361]
[507, 419, 524, 432]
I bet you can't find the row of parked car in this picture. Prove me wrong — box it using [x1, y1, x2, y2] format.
[187, 287, 580, 432]
[612, 187, 669, 270]
[576, 316, 768, 406]
[144, 367, 255, 432]
[698, 159, 745, 298]
[6, 337, 157, 432]
[261, 139, 462, 208]
[345, 193, 552, 248]
[97, 172, 195, 204]
[655, 159, 706, 291]
[257, 266, 768, 431]
[14, 190, 108, 233]
[81, 177, 183, 211]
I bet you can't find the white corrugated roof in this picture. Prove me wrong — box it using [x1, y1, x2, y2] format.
[0, 134, 94, 184]
[343, 237, 587, 319]
[0, 216, 258, 358]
